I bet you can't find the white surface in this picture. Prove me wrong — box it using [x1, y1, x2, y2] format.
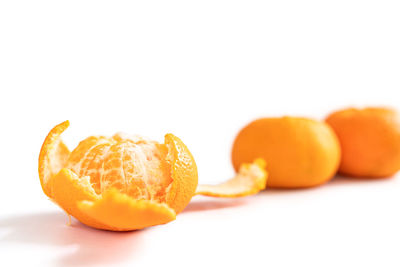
[0, 0, 399, 266]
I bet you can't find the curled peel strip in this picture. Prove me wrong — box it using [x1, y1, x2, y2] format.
[195, 159, 267, 197]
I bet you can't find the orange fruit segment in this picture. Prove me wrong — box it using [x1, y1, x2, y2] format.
[195, 159, 267, 197]
[38, 121, 267, 231]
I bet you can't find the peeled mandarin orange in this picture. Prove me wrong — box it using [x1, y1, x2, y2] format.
[39, 121, 268, 231]
[326, 107, 400, 178]
[232, 117, 341, 188]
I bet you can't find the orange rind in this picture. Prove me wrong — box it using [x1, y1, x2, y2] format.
[78, 189, 176, 231]
[196, 159, 267, 197]
[38, 121, 268, 231]
[38, 120, 70, 198]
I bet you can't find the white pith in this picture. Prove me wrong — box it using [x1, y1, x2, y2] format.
[66, 133, 173, 201]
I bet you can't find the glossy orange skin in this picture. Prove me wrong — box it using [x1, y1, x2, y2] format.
[326, 107, 400, 178]
[232, 117, 341, 188]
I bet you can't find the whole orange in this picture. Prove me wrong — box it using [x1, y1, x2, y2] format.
[326, 107, 400, 178]
[232, 117, 341, 188]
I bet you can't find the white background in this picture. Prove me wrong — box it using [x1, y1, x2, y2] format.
[1, 0, 399, 266]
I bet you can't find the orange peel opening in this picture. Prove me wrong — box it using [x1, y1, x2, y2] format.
[38, 121, 268, 231]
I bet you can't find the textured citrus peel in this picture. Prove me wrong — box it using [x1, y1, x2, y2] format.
[164, 133, 199, 213]
[195, 159, 268, 197]
[38, 120, 70, 198]
[39, 121, 267, 231]
[51, 168, 109, 230]
[78, 189, 176, 231]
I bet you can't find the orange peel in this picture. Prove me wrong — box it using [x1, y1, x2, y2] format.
[38, 121, 267, 231]
[78, 188, 176, 231]
[195, 159, 267, 197]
